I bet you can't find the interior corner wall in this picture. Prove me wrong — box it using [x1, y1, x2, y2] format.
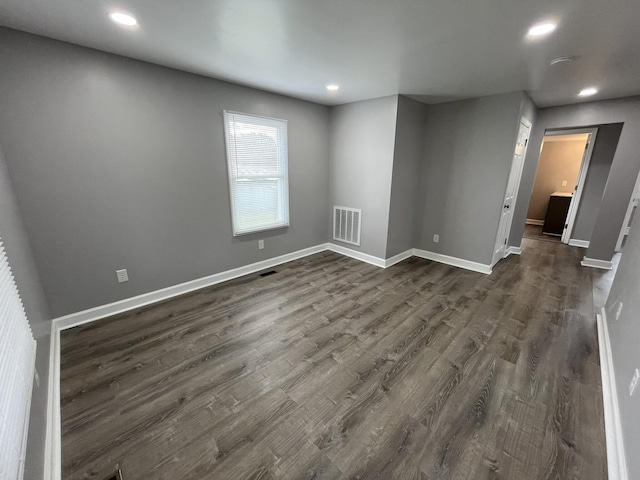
[386, 96, 429, 258]
[0, 139, 51, 480]
[509, 97, 640, 260]
[0, 27, 331, 318]
[571, 123, 623, 242]
[603, 202, 640, 477]
[416, 91, 523, 265]
[329, 95, 399, 259]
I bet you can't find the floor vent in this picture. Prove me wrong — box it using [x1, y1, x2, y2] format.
[259, 270, 277, 277]
[333, 206, 362, 246]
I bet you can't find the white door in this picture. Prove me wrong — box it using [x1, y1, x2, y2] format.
[493, 118, 531, 265]
[559, 129, 597, 244]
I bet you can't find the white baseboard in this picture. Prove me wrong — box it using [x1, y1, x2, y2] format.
[597, 308, 628, 480]
[384, 249, 414, 268]
[569, 239, 590, 248]
[413, 248, 492, 275]
[53, 244, 329, 331]
[526, 218, 545, 226]
[581, 256, 613, 270]
[327, 243, 387, 268]
[506, 246, 522, 256]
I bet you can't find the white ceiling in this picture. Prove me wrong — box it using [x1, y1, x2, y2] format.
[0, 0, 638, 107]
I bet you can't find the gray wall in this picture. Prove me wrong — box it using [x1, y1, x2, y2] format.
[571, 124, 623, 242]
[386, 96, 429, 258]
[0, 28, 331, 317]
[416, 92, 523, 265]
[603, 205, 640, 478]
[0, 140, 51, 480]
[510, 97, 640, 260]
[329, 95, 399, 259]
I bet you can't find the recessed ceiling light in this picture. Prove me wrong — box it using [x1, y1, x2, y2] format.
[109, 11, 138, 27]
[578, 87, 598, 97]
[326, 85, 339, 91]
[527, 22, 557, 37]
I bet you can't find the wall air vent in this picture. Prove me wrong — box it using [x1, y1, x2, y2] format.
[333, 206, 362, 246]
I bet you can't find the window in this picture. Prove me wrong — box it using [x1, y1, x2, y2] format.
[223, 111, 290, 236]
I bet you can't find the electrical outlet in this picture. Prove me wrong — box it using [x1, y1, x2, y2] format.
[258, 239, 264, 250]
[433, 234, 440, 243]
[616, 302, 623, 320]
[562, 180, 568, 187]
[629, 369, 640, 396]
[116, 269, 129, 283]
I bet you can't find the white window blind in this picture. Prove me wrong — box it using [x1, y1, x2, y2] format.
[223, 111, 290, 236]
[0, 238, 37, 480]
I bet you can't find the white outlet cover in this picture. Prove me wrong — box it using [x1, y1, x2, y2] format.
[258, 240, 264, 250]
[433, 234, 439, 243]
[562, 180, 568, 186]
[116, 269, 129, 283]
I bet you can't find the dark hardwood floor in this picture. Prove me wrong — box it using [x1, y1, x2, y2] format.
[523, 224, 562, 243]
[60, 238, 608, 480]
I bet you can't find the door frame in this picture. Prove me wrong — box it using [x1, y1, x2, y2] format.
[542, 127, 598, 244]
[615, 170, 640, 251]
[493, 116, 532, 265]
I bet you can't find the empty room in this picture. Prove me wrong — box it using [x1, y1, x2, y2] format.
[1, 1, 640, 479]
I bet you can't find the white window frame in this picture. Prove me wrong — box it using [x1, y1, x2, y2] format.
[223, 111, 290, 236]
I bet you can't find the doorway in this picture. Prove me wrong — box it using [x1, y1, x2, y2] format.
[524, 128, 597, 245]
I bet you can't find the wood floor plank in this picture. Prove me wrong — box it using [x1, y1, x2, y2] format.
[60, 240, 608, 479]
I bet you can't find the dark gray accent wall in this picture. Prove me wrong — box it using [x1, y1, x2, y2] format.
[329, 95, 399, 259]
[386, 96, 429, 258]
[0, 28, 331, 317]
[603, 204, 640, 477]
[416, 92, 523, 265]
[571, 124, 623, 242]
[509, 97, 640, 260]
[0, 140, 51, 480]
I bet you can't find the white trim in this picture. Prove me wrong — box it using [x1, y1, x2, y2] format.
[384, 249, 414, 268]
[327, 243, 386, 268]
[581, 256, 613, 270]
[413, 249, 492, 275]
[506, 246, 522, 256]
[526, 219, 545, 226]
[53, 244, 328, 331]
[557, 127, 598, 244]
[568, 239, 590, 248]
[597, 308, 628, 480]
[44, 325, 60, 480]
[615, 171, 640, 252]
